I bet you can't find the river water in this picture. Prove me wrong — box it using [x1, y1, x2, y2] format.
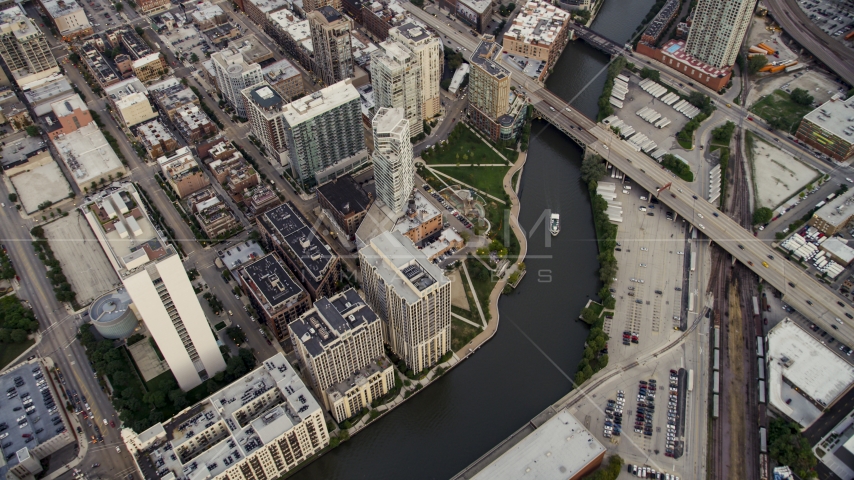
[295, 2, 656, 478]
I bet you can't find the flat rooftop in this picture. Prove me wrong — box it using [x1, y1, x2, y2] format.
[42, 0, 84, 19]
[360, 230, 448, 304]
[83, 184, 173, 276]
[812, 187, 854, 227]
[137, 353, 320, 480]
[221, 239, 266, 271]
[90, 287, 133, 324]
[289, 289, 377, 357]
[0, 131, 49, 168]
[394, 22, 430, 42]
[262, 58, 300, 84]
[802, 95, 854, 145]
[237, 253, 306, 313]
[767, 318, 854, 409]
[259, 203, 336, 285]
[51, 123, 125, 187]
[821, 237, 854, 264]
[471, 410, 605, 480]
[282, 79, 359, 125]
[245, 83, 284, 111]
[470, 38, 510, 79]
[503, 1, 569, 48]
[458, 0, 491, 14]
[22, 73, 71, 114]
[50, 93, 87, 117]
[659, 40, 730, 77]
[105, 77, 148, 102]
[316, 174, 372, 215]
[393, 190, 441, 236]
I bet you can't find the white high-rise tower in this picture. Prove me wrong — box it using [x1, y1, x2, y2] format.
[371, 107, 413, 215]
[684, 0, 757, 68]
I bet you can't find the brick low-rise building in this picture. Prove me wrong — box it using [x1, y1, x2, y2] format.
[136, 119, 177, 158]
[158, 147, 210, 198]
[635, 39, 731, 92]
[174, 103, 218, 142]
[257, 203, 340, 300]
[316, 175, 373, 237]
[191, 190, 240, 239]
[237, 252, 311, 340]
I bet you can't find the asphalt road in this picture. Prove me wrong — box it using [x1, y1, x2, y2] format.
[405, 3, 854, 351]
[764, 0, 854, 86]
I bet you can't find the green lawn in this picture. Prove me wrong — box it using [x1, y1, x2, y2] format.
[749, 90, 814, 134]
[432, 165, 510, 199]
[422, 124, 507, 166]
[451, 319, 480, 352]
[0, 339, 34, 370]
[465, 259, 495, 321]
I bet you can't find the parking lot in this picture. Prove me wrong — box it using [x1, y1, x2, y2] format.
[796, 0, 854, 40]
[0, 362, 69, 463]
[606, 179, 688, 362]
[158, 23, 214, 64]
[571, 345, 693, 479]
[42, 212, 120, 305]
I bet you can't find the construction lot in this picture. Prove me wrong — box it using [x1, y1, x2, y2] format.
[746, 133, 822, 209]
[746, 16, 800, 65]
[605, 178, 688, 362]
[42, 212, 119, 305]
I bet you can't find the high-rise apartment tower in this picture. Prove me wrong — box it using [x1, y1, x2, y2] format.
[371, 39, 423, 137]
[83, 185, 226, 390]
[388, 23, 443, 120]
[684, 0, 757, 68]
[371, 107, 413, 215]
[308, 6, 354, 86]
[289, 289, 394, 422]
[359, 231, 451, 373]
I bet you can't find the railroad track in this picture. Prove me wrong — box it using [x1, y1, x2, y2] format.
[722, 128, 762, 480]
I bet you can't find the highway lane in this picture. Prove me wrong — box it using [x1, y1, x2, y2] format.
[764, 0, 854, 87]
[405, 4, 854, 347]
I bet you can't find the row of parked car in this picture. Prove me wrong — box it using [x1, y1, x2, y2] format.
[663, 370, 682, 457]
[423, 184, 473, 230]
[603, 391, 624, 438]
[627, 464, 681, 479]
[634, 380, 656, 437]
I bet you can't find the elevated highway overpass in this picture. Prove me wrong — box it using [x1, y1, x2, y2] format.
[404, 4, 854, 344]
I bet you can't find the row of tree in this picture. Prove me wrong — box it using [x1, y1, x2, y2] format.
[30, 227, 77, 304]
[676, 92, 715, 147]
[660, 154, 694, 182]
[596, 57, 628, 121]
[79, 325, 257, 433]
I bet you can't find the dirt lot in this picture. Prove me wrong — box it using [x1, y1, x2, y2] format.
[747, 132, 822, 209]
[746, 16, 799, 65]
[42, 212, 119, 306]
[9, 162, 72, 214]
[747, 69, 843, 107]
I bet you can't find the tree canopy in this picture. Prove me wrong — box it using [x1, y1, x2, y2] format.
[753, 207, 773, 225]
[790, 88, 814, 106]
[0, 296, 38, 344]
[768, 418, 817, 479]
[748, 55, 768, 75]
